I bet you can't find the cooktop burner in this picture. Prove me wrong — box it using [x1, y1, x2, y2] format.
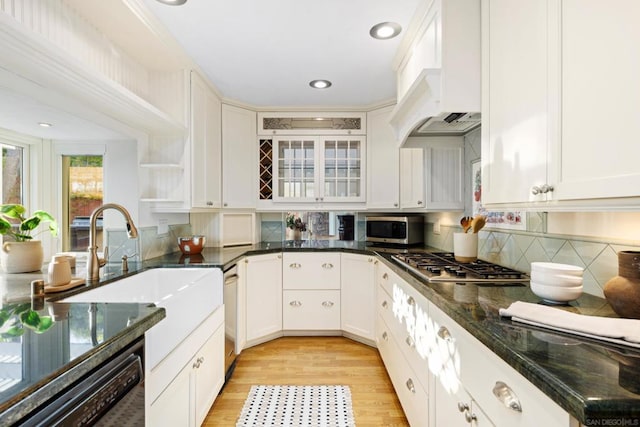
[391, 252, 529, 284]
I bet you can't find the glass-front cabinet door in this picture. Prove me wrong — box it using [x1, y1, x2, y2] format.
[272, 136, 365, 203]
[273, 137, 318, 202]
[321, 137, 364, 202]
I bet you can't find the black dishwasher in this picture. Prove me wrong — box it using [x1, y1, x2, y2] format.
[19, 338, 144, 426]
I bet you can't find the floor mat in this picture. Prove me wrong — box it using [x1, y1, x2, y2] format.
[236, 385, 355, 427]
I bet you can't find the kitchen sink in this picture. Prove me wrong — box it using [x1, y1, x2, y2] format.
[63, 267, 223, 369]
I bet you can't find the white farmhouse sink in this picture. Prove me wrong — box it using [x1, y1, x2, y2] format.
[63, 268, 223, 369]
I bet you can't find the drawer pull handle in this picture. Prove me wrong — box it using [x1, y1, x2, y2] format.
[322, 263, 334, 269]
[493, 381, 522, 412]
[289, 300, 302, 307]
[464, 411, 477, 423]
[382, 331, 388, 341]
[407, 296, 415, 306]
[382, 300, 388, 309]
[437, 326, 452, 341]
[382, 273, 388, 279]
[289, 263, 301, 269]
[322, 301, 334, 308]
[405, 378, 415, 394]
[405, 336, 415, 348]
[457, 402, 469, 413]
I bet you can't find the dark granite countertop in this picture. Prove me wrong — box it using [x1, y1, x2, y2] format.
[1, 241, 638, 424]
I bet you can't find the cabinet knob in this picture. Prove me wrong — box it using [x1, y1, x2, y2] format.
[322, 301, 334, 308]
[322, 263, 334, 269]
[531, 184, 554, 195]
[394, 203, 398, 207]
[289, 300, 302, 307]
[405, 336, 415, 348]
[277, 254, 282, 259]
[417, 200, 423, 205]
[368, 258, 373, 263]
[405, 378, 416, 394]
[437, 326, 452, 341]
[381, 300, 388, 309]
[492, 381, 522, 412]
[206, 201, 213, 206]
[407, 296, 415, 306]
[464, 411, 477, 423]
[289, 263, 301, 269]
[382, 273, 388, 280]
[457, 402, 469, 413]
[382, 331, 388, 341]
[223, 202, 228, 207]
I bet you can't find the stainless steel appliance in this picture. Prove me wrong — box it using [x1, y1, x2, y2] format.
[366, 216, 424, 246]
[22, 338, 144, 426]
[392, 252, 529, 284]
[223, 264, 238, 381]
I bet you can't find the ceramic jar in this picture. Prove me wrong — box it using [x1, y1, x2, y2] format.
[47, 255, 72, 287]
[1, 240, 44, 273]
[603, 251, 640, 319]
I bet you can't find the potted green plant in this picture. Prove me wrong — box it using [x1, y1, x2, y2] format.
[0, 204, 58, 273]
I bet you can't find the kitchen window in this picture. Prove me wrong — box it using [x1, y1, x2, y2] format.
[0, 143, 25, 206]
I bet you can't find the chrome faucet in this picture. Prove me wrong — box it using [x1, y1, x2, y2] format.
[87, 203, 139, 283]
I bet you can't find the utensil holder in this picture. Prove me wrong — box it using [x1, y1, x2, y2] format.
[453, 232, 478, 263]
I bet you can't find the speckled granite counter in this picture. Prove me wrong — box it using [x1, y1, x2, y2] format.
[1, 241, 639, 424]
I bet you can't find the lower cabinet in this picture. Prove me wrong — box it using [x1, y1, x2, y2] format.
[340, 253, 376, 341]
[283, 289, 341, 330]
[147, 308, 225, 427]
[245, 253, 283, 344]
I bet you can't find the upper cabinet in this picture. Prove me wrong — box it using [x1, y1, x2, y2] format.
[482, 0, 640, 210]
[389, 0, 481, 144]
[367, 106, 400, 210]
[222, 104, 257, 209]
[190, 71, 222, 209]
[271, 135, 365, 204]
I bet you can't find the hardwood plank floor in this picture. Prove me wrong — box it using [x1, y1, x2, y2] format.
[203, 336, 409, 426]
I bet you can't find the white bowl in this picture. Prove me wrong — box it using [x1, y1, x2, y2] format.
[529, 271, 583, 287]
[531, 262, 584, 277]
[530, 281, 583, 303]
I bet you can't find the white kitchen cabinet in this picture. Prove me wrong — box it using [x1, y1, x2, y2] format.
[366, 106, 400, 209]
[429, 302, 571, 427]
[340, 253, 376, 342]
[222, 104, 257, 208]
[283, 289, 341, 331]
[190, 70, 222, 209]
[482, 0, 640, 209]
[245, 253, 282, 344]
[147, 308, 225, 427]
[282, 252, 341, 290]
[401, 137, 464, 211]
[400, 148, 425, 209]
[272, 136, 366, 203]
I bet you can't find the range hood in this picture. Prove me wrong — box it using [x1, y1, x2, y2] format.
[410, 112, 481, 136]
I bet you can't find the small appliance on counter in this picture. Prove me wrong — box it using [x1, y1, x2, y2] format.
[365, 215, 424, 246]
[337, 214, 354, 241]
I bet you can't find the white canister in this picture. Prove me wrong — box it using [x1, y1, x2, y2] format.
[453, 232, 478, 263]
[48, 255, 72, 287]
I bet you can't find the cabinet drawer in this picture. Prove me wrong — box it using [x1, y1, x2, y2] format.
[377, 284, 430, 391]
[429, 303, 570, 427]
[283, 290, 341, 330]
[376, 314, 429, 427]
[283, 253, 341, 290]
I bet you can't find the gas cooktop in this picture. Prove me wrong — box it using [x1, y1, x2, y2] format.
[391, 252, 529, 284]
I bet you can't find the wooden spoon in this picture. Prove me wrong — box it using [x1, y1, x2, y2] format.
[472, 216, 486, 233]
[460, 216, 473, 233]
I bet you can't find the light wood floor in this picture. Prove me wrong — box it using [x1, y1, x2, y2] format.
[203, 336, 409, 426]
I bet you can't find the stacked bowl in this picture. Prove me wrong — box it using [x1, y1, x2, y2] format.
[530, 262, 584, 304]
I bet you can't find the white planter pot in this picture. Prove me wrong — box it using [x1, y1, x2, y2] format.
[1, 240, 44, 273]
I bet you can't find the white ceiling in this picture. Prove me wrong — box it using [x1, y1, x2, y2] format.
[141, 0, 421, 108]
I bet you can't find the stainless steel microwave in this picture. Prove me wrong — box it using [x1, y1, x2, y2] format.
[365, 216, 424, 246]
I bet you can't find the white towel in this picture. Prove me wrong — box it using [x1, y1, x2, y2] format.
[499, 301, 640, 349]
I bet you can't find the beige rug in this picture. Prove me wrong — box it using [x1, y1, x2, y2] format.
[236, 385, 355, 426]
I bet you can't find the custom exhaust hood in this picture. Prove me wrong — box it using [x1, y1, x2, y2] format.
[411, 112, 481, 136]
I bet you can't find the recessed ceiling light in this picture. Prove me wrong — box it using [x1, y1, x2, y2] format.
[155, 0, 187, 5]
[369, 22, 402, 40]
[38, 122, 52, 127]
[310, 80, 332, 89]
